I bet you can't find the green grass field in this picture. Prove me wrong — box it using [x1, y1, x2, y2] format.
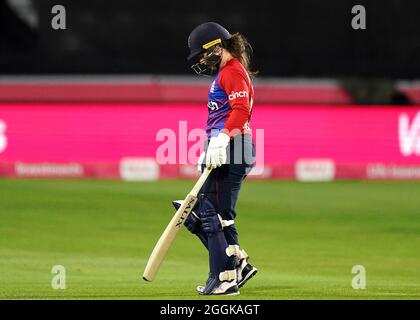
[1, 178, 420, 299]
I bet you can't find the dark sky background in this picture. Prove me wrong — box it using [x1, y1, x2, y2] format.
[0, 0, 419, 78]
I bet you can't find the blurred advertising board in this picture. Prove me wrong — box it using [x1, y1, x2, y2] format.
[0, 104, 419, 180]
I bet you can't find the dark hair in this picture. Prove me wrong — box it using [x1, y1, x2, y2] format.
[222, 32, 258, 77]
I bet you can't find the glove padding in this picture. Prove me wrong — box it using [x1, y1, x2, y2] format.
[206, 132, 230, 169]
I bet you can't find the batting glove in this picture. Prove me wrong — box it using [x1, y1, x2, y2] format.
[206, 132, 230, 169]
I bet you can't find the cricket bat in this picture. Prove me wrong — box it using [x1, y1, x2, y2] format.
[142, 168, 212, 282]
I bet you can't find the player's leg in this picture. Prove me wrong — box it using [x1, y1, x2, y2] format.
[175, 168, 239, 295]
[195, 184, 255, 294]
[172, 200, 208, 249]
[175, 161, 241, 250]
[221, 134, 258, 288]
[180, 135, 256, 294]
[197, 135, 257, 294]
[198, 190, 239, 295]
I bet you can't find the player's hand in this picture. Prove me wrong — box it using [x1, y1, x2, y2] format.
[206, 132, 230, 169]
[197, 151, 205, 173]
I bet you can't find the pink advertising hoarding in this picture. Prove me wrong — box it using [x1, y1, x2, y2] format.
[0, 104, 419, 180]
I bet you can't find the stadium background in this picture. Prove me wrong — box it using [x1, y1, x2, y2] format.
[1, 0, 419, 181]
[1, 0, 420, 300]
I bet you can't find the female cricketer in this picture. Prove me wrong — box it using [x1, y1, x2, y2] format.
[173, 22, 258, 296]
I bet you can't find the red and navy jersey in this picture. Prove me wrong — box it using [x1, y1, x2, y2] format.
[206, 57, 254, 138]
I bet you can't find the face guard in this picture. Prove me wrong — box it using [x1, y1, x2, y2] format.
[191, 44, 222, 76]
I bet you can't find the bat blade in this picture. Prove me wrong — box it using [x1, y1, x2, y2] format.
[142, 168, 212, 282]
[142, 193, 197, 282]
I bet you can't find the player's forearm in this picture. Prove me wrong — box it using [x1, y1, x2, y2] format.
[222, 107, 249, 136]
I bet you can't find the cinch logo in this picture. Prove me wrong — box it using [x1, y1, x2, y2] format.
[399, 112, 420, 156]
[228, 90, 248, 100]
[0, 120, 7, 153]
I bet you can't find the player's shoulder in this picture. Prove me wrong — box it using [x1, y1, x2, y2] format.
[219, 58, 249, 83]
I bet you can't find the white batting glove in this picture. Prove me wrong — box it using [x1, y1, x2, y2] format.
[197, 151, 205, 173]
[206, 132, 230, 169]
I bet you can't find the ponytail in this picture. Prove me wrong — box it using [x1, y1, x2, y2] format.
[223, 32, 258, 77]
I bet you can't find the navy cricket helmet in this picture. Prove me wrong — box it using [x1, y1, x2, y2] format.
[187, 22, 232, 61]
